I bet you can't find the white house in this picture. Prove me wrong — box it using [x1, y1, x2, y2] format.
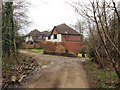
[25, 35, 33, 42]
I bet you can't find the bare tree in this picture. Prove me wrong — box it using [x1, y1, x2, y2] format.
[71, 0, 120, 86]
[13, 0, 31, 32]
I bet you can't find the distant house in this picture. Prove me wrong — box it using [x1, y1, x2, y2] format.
[46, 23, 82, 53]
[24, 29, 49, 48]
[25, 29, 49, 43]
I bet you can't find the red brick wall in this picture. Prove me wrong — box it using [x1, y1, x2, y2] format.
[52, 29, 58, 34]
[61, 35, 81, 42]
[50, 29, 82, 53]
[63, 41, 82, 53]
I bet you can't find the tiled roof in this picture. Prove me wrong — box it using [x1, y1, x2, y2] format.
[26, 29, 49, 41]
[52, 23, 80, 35]
[26, 29, 41, 41]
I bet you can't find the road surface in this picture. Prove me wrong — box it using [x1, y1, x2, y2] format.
[20, 50, 90, 88]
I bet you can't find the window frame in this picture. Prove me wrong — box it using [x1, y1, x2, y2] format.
[53, 34, 57, 39]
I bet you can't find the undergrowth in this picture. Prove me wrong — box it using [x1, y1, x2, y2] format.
[83, 61, 118, 88]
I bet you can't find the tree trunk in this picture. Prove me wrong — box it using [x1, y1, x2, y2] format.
[3, 1, 19, 71]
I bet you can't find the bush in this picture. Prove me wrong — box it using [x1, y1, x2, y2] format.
[65, 48, 69, 54]
[55, 42, 64, 46]
[43, 41, 77, 57]
[44, 41, 56, 54]
[55, 45, 65, 54]
[40, 41, 47, 49]
[44, 42, 66, 55]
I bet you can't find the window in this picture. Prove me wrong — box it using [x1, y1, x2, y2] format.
[38, 35, 42, 39]
[53, 34, 57, 39]
[42, 36, 45, 38]
[30, 41, 33, 45]
[26, 41, 33, 45]
[48, 36, 51, 39]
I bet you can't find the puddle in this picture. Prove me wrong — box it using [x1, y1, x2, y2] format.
[41, 65, 48, 68]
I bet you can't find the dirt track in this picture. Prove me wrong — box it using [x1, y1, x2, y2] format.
[20, 50, 89, 88]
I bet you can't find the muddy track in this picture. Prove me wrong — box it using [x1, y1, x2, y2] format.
[20, 50, 90, 88]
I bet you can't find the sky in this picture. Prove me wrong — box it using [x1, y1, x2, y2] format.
[22, 0, 120, 34]
[26, 0, 83, 34]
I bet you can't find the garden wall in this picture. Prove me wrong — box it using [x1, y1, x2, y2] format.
[22, 42, 34, 49]
[63, 41, 82, 53]
[22, 41, 83, 54]
[22, 41, 45, 49]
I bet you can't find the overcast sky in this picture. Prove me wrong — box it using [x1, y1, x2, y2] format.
[26, 0, 84, 34]
[24, 0, 119, 34]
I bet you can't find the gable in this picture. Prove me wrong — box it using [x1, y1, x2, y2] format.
[52, 28, 59, 34]
[50, 27, 59, 35]
[49, 23, 81, 36]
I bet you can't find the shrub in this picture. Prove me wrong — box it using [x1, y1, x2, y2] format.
[44, 41, 56, 54]
[55, 45, 65, 54]
[43, 41, 77, 57]
[65, 48, 69, 54]
[40, 41, 47, 49]
[55, 42, 64, 46]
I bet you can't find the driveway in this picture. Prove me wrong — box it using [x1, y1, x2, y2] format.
[20, 50, 89, 88]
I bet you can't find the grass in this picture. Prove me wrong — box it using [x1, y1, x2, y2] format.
[28, 48, 44, 53]
[83, 61, 118, 88]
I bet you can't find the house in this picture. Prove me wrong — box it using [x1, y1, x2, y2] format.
[46, 23, 82, 53]
[25, 29, 49, 43]
[24, 29, 49, 48]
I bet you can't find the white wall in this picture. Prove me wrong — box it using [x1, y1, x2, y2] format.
[46, 34, 61, 42]
[25, 36, 33, 42]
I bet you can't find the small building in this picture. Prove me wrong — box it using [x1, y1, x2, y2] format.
[46, 23, 82, 53]
[24, 29, 49, 48]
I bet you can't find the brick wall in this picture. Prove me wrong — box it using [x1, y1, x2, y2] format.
[52, 29, 58, 34]
[62, 34, 81, 42]
[63, 41, 82, 53]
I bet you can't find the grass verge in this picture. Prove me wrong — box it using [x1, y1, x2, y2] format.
[83, 61, 118, 88]
[28, 48, 44, 53]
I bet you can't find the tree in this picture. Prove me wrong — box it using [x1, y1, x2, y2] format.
[0, 0, 2, 74]
[2, 1, 16, 72]
[2, 0, 30, 74]
[72, 20, 87, 41]
[71, 0, 120, 86]
[13, 0, 31, 32]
